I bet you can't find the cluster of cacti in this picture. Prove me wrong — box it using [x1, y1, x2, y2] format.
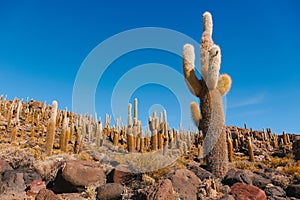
[0, 94, 298, 176]
[182, 11, 232, 178]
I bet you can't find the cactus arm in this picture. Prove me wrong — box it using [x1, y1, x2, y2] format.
[183, 44, 203, 97]
[206, 45, 221, 90]
[217, 74, 232, 96]
[200, 12, 214, 82]
[190, 101, 202, 128]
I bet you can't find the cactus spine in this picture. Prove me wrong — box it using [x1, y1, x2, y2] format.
[182, 11, 232, 178]
[46, 100, 58, 156]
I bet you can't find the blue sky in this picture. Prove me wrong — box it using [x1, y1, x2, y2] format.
[0, 1, 300, 133]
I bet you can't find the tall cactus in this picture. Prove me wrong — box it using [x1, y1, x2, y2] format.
[182, 11, 232, 178]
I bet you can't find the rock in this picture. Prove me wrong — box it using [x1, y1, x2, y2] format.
[62, 160, 105, 186]
[264, 184, 286, 199]
[19, 167, 42, 184]
[26, 179, 46, 196]
[285, 184, 300, 198]
[140, 179, 174, 200]
[107, 164, 134, 184]
[252, 173, 272, 189]
[96, 183, 123, 200]
[222, 168, 252, 186]
[35, 188, 62, 200]
[292, 139, 300, 161]
[0, 170, 26, 194]
[187, 161, 214, 180]
[230, 182, 267, 200]
[265, 170, 292, 188]
[0, 160, 13, 174]
[171, 169, 201, 200]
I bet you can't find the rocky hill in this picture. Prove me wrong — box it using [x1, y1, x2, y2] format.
[0, 97, 299, 200]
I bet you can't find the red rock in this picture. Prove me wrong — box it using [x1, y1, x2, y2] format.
[35, 188, 62, 200]
[62, 160, 105, 186]
[171, 169, 201, 200]
[26, 179, 46, 196]
[230, 182, 266, 200]
[0, 160, 13, 174]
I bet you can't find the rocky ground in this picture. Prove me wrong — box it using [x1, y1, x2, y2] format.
[0, 99, 300, 200]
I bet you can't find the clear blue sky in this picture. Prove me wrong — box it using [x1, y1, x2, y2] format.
[0, 0, 300, 133]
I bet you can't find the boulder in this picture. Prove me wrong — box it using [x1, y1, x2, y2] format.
[186, 161, 214, 180]
[264, 184, 286, 199]
[230, 182, 266, 200]
[53, 160, 105, 193]
[62, 160, 105, 186]
[107, 164, 134, 184]
[171, 169, 201, 200]
[222, 168, 252, 186]
[96, 183, 123, 200]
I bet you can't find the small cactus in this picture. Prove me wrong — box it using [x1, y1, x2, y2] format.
[45, 100, 58, 156]
[248, 137, 255, 162]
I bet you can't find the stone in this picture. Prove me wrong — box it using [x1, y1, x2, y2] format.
[285, 184, 300, 198]
[230, 182, 267, 200]
[264, 184, 286, 199]
[26, 179, 46, 196]
[171, 169, 201, 200]
[62, 160, 105, 186]
[107, 164, 133, 184]
[187, 161, 214, 180]
[35, 188, 62, 200]
[292, 139, 300, 161]
[222, 168, 252, 186]
[136, 179, 174, 200]
[96, 183, 123, 200]
[0, 170, 26, 194]
[0, 160, 13, 174]
[252, 173, 272, 189]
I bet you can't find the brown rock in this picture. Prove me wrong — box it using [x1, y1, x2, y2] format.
[96, 183, 123, 200]
[0, 160, 13, 174]
[108, 164, 133, 184]
[171, 169, 201, 200]
[230, 182, 266, 200]
[62, 160, 105, 186]
[35, 188, 62, 200]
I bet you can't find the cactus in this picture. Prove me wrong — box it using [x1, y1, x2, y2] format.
[227, 136, 233, 162]
[45, 100, 58, 156]
[248, 137, 255, 162]
[283, 131, 288, 145]
[182, 11, 232, 178]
